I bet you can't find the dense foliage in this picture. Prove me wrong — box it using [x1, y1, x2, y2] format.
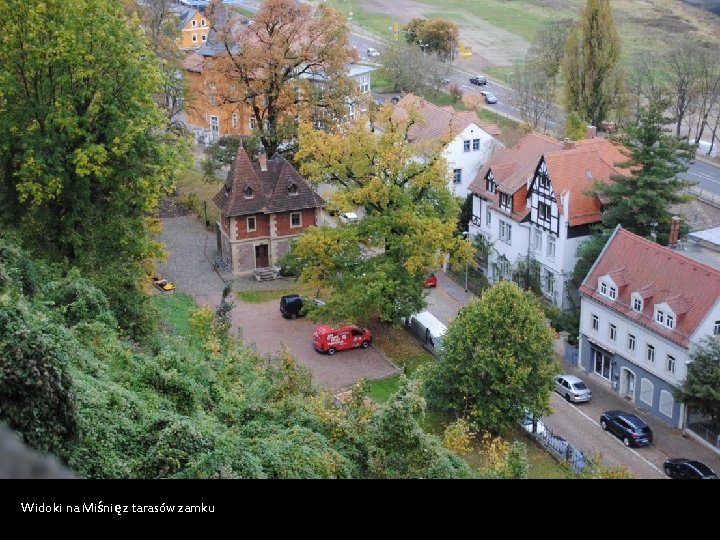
[0, 238, 473, 478]
[674, 337, 720, 426]
[424, 282, 558, 432]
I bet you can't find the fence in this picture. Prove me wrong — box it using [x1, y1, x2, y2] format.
[520, 414, 588, 474]
[446, 263, 488, 296]
[688, 422, 720, 450]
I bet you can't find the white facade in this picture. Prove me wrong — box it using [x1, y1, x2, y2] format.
[444, 124, 497, 196]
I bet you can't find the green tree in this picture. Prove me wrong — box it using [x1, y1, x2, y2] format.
[425, 281, 558, 432]
[201, 134, 262, 182]
[0, 0, 190, 335]
[288, 108, 472, 324]
[674, 337, 720, 426]
[591, 99, 695, 244]
[405, 18, 459, 60]
[366, 378, 474, 478]
[568, 228, 612, 294]
[565, 111, 588, 140]
[562, 0, 622, 126]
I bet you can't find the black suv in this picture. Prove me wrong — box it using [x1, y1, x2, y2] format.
[469, 75, 487, 85]
[664, 458, 718, 479]
[280, 294, 325, 319]
[600, 410, 653, 447]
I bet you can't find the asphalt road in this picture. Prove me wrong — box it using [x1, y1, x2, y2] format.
[680, 159, 720, 196]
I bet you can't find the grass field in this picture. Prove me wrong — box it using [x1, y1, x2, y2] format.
[150, 292, 196, 337]
[236, 286, 315, 304]
[173, 168, 222, 226]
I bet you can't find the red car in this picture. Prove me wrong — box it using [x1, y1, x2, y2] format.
[313, 324, 372, 355]
[423, 273, 438, 288]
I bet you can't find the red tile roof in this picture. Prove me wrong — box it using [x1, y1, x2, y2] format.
[580, 226, 720, 347]
[213, 148, 324, 218]
[392, 94, 501, 142]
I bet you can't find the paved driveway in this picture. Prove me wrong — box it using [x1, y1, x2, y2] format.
[157, 215, 398, 392]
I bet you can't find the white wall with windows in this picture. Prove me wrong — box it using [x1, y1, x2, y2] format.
[444, 124, 497, 196]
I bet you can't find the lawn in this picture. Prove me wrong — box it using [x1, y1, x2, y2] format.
[325, 0, 396, 38]
[236, 286, 314, 304]
[174, 167, 222, 226]
[150, 292, 196, 338]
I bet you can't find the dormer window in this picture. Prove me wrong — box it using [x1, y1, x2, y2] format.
[486, 174, 496, 194]
[714, 320, 720, 335]
[633, 296, 643, 312]
[288, 183, 298, 196]
[499, 192, 512, 213]
[666, 314, 674, 329]
[244, 186, 254, 199]
[598, 278, 617, 301]
[655, 309, 664, 324]
[538, 173, 550, 191]
[600, 282, 607, 296]
[609, 287, 617, 300]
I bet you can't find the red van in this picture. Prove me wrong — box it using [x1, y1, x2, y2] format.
[313, 324, 373, 355]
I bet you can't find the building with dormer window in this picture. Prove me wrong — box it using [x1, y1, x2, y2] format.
[468, 128, 628, 308]
[578, 225, 720, 428]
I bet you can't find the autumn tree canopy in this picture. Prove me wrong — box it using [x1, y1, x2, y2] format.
[208, 0, 356, 155]
[404, 17, 459, 60]
[284, 107, 473, 324]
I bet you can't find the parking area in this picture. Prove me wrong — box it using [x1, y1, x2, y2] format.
[157, 215, 398, 392]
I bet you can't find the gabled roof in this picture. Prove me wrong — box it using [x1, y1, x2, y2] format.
[178, 10, 199, 30]
[392, 94, 501, 143]
[469, 131, 562, 197]
[580, 226, 720, 347]
[541, 138, 629, 227]
[213, 148, 324, 218]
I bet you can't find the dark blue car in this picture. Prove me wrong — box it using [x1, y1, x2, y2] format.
[600, 410, 653, 447]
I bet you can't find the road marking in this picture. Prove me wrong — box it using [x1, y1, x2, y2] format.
[560, 399, 664, 476]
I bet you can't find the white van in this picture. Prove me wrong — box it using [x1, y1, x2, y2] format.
[404, 310, 447, 353]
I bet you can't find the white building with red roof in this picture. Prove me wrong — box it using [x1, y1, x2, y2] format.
[578, 225, 720, 428]
[469, 128, 628, 309]
[392, 95, 502, 196]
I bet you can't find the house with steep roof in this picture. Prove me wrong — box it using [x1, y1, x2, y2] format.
[468, 128, 628, 308]
[578, 225, 720, 428]
[393, 95, 502, 196]
[177, 10, 210, 50]
[213, 147, 324, 275]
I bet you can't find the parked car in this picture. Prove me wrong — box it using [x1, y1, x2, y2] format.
[664, 458, 718, 479]
[366, 47, 380, 58]
[423, 273, 438, 288]
[313, 324, 372, 355]
[480, 90, 497, 104]
[554, 374, 592, 403]
[600, 410, 653, 447]
[280, 294, 325, 319]
[438, 77, 450, 85]
[339, 212, 359, 224]
[469, 75, 487, 85]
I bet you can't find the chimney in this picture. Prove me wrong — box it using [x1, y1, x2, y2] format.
[258, 153, 267, 172]
[586, 125, 597, 139]
[563, 138, 574, 150]
[669, 216, 681, 247]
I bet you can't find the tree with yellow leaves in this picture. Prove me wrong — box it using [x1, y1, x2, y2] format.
[284, 107, 473, 324]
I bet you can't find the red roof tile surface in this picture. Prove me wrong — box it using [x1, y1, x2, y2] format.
[580, 227, 720, 347]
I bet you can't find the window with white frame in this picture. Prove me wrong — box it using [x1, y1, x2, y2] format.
[633, 297, 643, 312]
[715, 320, 720, 335]
[655, 309, 664, 324]
[496, 258, 510, 278]
[609, 286, 617, 300]
[546, 236, 555, 260]
[472, 139, 480, 151]
[627, 333, 635, 352]
[453, 169, 462, 184]
[250, 117, 257, 130]
[609, 324, 617, 341]
[600, 282, 607, 296]
[659, 390, 674, 418]
[288, 183, 298, 196]
[210, 115, 219, 132]
[538, 173, 550, 191]
[201, 33, 207, 42]
[538, 201, 551, 222]
[533, 229, 542, 252]
[201, 19, 206, 26]
[640, 378, 654, 406]
[463, 140, 471, 152]
[499, 220, 512, 244]
[192, 20, 197, 27]
[592, 314, 599, 331]
[246, 216, 256, 232]
[544, 270, 555, 297]
[290, 212, 301, 228]
[486, 175, 496, 193]
[666, 355, 676, 374]
[486, 208, 491, 227]
[665, 314, 674, 329]
[359, 75, 369, 93]
[646, 344, 655, 363]
[499, 192, 511, 212]
[231, 113, 238, 129]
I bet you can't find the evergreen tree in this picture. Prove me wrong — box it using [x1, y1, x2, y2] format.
[562, 0, 622, 126]
[674, 337, 720, 426]
[592, 99, 695, 244]
[565, 111, 587, 140]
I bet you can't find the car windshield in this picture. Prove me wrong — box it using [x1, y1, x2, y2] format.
[572, 382, 588, 390]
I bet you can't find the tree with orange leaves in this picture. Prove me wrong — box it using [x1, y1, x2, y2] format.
[206, 0, 357, 155]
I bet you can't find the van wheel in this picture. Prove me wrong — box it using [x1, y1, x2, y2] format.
[328, 347, 336, 355]
[361, 341, 369, 349]
[290, 313, 297, 320]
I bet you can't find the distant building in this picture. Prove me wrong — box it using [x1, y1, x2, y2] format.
[392, 95, 502, 196]
[213, 147, 324, 275]
[177, 10, 210, 50]
[578, 225, 720, 428]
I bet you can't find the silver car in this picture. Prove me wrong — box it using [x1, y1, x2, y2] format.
[554, 374, 592, 403]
